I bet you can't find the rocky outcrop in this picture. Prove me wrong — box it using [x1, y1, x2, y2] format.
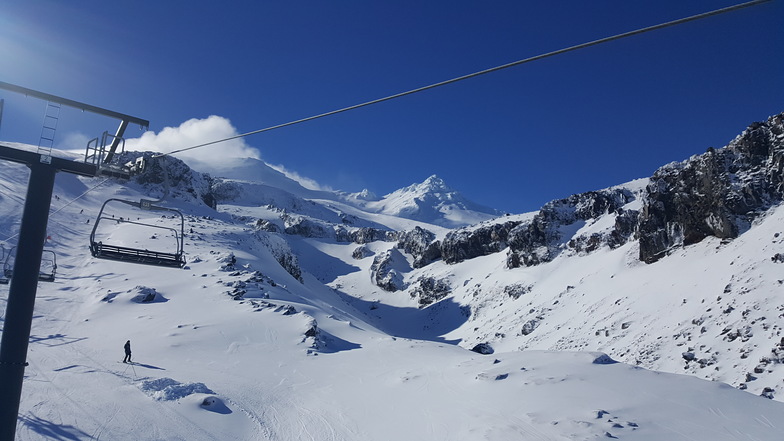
[370, 249, 407, 292]
[119, 151, 217, 209]
[397, 227, 440, 268]
[281, 216, 396, 244]
[639, 113, 784, 263]
[441, 220, 523, 265]
[409, 276, 451, 307]
[256, 233, 304, 283]
[254, 219, 280, 233]
[352, 245, 372, 260]
[506, 189, 636, 268]
[430, 115, 782, 269]
[336, 226, 396, 244]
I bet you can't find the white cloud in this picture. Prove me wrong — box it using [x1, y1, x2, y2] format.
[125, 115, 261, 166]
[268, 163, 331, 191]
[56, 131, 92, 152]
[122, 115, 329, 193]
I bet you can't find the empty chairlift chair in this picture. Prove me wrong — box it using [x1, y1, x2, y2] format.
[89, 198, 186, 268]
[38, 250, 57, 282]
[2, 247, 58, 282]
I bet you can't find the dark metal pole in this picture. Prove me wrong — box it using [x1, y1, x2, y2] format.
[0, 161, 56, 441]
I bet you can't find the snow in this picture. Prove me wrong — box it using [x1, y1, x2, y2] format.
[2, 145, 784, 440]
[360, 174, 501, 228]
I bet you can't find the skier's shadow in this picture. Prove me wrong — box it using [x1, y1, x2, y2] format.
[132, 362, 165, 370]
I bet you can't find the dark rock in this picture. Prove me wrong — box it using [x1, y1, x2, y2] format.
[441, 220, 523, 265]
[254, 219, 279, 233]
[266, 246, 302, 283]
[503, 283, 532, 300]
[119, 152, 217, 209]
[471, 343, 494, 354]
[283, 215, 332, 238]
[409, 276, 451, 307]
[639, 114, 784, 263]
[506, 188, 636, 268]
[345, 227, 396, 244]
[397, 227, 440, 268]
[352, 245, 372, 260]
[521, 319, 540, 336]
[370, 249, 407, 292]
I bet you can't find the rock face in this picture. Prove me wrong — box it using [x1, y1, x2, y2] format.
[506, 188, 636, 268]
[338, 226, 396, 244]
[409, 114, 783, 269]
[120, 151, 217, 209]
[397, 227, 440, 268]
[639, 113, 784, 263]
[441, 220, 523, 265]
[370, 249, 408, 292]
[409, 276, 451, 307]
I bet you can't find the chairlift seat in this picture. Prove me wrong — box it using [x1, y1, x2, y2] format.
[90, 242, 185, 268]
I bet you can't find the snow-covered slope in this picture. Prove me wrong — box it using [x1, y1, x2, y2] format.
[2, 113, 784, 440]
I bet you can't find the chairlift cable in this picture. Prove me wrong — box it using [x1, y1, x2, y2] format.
[0, 177, 111, 246]
[154, 0, 771, 159]
[49, 177, 111, 218]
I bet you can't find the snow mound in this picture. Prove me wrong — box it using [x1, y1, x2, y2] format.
[139, 377, 215, 401]
[199, 395, 232, 414]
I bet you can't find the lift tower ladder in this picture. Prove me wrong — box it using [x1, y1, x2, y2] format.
[37, 102, 61, 155]
[0, 81, 149, 170]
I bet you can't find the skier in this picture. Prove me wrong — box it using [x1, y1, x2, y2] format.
[123, 340, 132, 363]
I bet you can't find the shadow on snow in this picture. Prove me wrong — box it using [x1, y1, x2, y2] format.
[29, 333, 88, 347]
[18, 413, 91, 441]
[334, 290, 469, 345]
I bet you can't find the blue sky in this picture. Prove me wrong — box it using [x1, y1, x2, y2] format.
[1, 0, 782, 213]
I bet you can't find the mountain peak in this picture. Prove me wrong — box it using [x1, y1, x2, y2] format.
[363, 175, 499, 228]
[422, 174, 448, 190]
[400, 175, 452, 196]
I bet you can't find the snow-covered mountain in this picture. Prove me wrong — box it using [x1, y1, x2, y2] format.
[1, 113, 784, 440]
[360, 174, 502, 228]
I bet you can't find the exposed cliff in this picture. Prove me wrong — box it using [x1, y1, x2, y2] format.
[639, 113, 784, 263]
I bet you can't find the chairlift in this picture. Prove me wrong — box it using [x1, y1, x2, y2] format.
[89, 198, 186, 268]
[2, 246, 58, 282]
[39, 250, 58, 282]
